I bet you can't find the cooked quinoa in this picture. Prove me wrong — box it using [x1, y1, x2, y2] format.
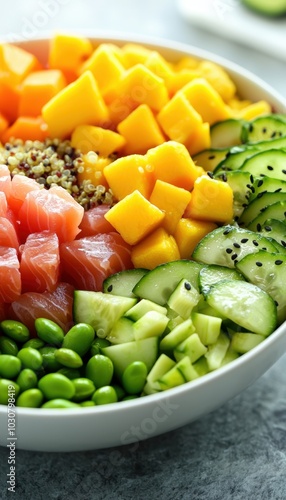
[0, 138, 115, 210]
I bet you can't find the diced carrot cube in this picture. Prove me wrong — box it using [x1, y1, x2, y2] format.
[131, 227, 180, 270]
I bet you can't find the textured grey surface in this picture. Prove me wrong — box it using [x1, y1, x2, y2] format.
[1, 1, 286, 498]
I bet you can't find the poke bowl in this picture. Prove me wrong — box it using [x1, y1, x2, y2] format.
[0, 33, 286, 452]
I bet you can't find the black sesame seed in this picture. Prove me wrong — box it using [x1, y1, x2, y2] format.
[264, 225, 272, 232]
[233, 242, 241, 248]
[226, 248, 233, 254]
[207, 171, 214, 178]
[275, 260, 283, 265]
[107, 285, 113, 292]
[267, 165, 274, 171]
[271, 131, 277, 138]
[231, 253, 238, 260]
[208, 155, 215, 160]
[281, 240, 286, 247]
[262, 127, 267, 134]
[223, 228, 232, 235]
[250, 175, 254, 184]
[253, 240, 259, 247]
[184, 281, 192, 290]
[256, 261, 263, 267]
[241, 238, 248, 243]
[257, 223, 262, 231]
[257, 179, 264, 187]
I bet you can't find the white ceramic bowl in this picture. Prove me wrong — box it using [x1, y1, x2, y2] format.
[1, 34, 286, 452]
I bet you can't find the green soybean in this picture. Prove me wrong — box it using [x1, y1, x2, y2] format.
[17, 388, 44, 408]
[42, 399, 80, 409]
[80, 401, 95, 407]
[22, 338, 45, 350]
[0, 336, 18, 356]
[38, 373, 75, 400]
[0, 379, 20, 405]
[17, 347, 43, 371]
[63, 323, 95, 356]
[113, 384, 126, 401]
[57, 367, 81, 379]
[86, 354, 114, 387]
[39, 346, 62, 372]
[92, 386, 118, 405]
[90, 338, 111, 356]
[35, 318, 65, 346]
[16, 369, 38, 392]
[122, 361, 148, 394]
[0, 354, 22, 379]
[54, 348, 83, 368]
[0, 320, 30, 343]
[72, 378, 96, 401]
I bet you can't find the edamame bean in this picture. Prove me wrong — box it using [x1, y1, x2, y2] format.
[90, 338, 111, 356]
[63, 323, 95, 356]
[80, 401, 95, 407]
[42, 399, 80, 409]
[122, 361, 147, 394]
[22, 338, 45, 350]
[0, 379, 20, 405]
[38, 373, 75, 400]
[17, 347, 43, 371]
[57, 367, 81, 380]
[0, 320, 30, 343]
[16, 369, 38, 392]
[113, 384, 126, 401]
[0, 336, 18, 356]
[92, 386, 118, 405]
[17, 388, 44, 408]
[72, 378, 96, 401]
[39, 346, 62, 372]
[0, 354, 22, 379]
[54, 348, 83, 368]
[35, 318, 65, 346]
[85, 354, 114, 387]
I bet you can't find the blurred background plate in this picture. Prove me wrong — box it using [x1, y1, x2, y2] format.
[178, 0, 286, 62]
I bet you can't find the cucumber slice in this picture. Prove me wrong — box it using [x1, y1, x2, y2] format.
[230, 332, 265, 354]
[204, 332, 230, 371]
[241, 149, 286, 180]
[243, 116, 286, 143]
[214, 170, 253, 218]
[199, 264, 244, 295]
[101, 337, 159, 378]
[193, 148, 229, 172]
[205, 279, 277, 336]
[248, 175, 286, 203]
[103, 268, 148, 297]
[257, 218, 286, 249]
[192, 225, 278, 268]
[210, 119, 245, 148]
[106, 317, 135, 345]
[239, 191, 286, 227]
[214, 147, 257, 174]
[73, 291, 137, 338]
[242, 0, 286, 17]
[236, 250, 286, 324]
[247, 201, 286, 231]
[133, 260, 204, 306]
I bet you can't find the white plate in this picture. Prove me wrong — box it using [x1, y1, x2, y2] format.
[1, 34, 286, 452]
[178, 0, 286, 62]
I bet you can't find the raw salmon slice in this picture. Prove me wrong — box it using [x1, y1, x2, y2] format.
[0, 216, 19, 250]
[9, 174, 42, 215]
[77, 204, 114, 238]
[20, 231, 60, 293]
[0, 246, 21, 302]
[9, 282, 74, 336]
[0, 192, 8, 216]
[0, 164, 12, 201]
[60, 232, 133, 291]
[18, 185, 84, 243]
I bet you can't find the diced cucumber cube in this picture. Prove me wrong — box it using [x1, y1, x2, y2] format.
[193, 357, 209, 377]
[174, 333, 207, 364]
[106, 317, 135, 345]
[191, 312, 222, 345]
[204, 332, 230, 371]
[133, 311, 169, 340]
[156, 364, 186, 390]
[143, 354, 176, 395]
[160, 319, 195, 352]
[176, 356, 200, 383]
[220, 348, 240, 367]
[167, 279, 201, 319]
[230, 332, 265, 354]
[125, 299, 167, 321]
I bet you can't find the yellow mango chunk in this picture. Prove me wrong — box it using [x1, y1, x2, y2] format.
[186, 122, 211, 156]
[181, 78, 231, 125]
[131, 227, 180, 270]
[121, 43, 153, 68]
[157, 93, 203, 144]
[48, 33, 93, 82]
[185, 175, 233, 223]
[174, 218, 217, 259]
[78, 152, 111, 188]
[79, 44, 125, 94]
[227, 97, 252, 111]
[235, 100, 272, 120]
[175, 56, 199, 71]
[0, 43, 40, 87]
[149, 180, 192, 234]
[71, 125, 125, 156]
[198, 61, 236, 102]
[104, 154, 154, 200]
[166, 69, 201, 96]
[144, 51, 174, 82]
[146, 141, 204, 191]
[105, 190, 165, 245]
[117, 104, 165, 155]
[42, 71, 109, 139]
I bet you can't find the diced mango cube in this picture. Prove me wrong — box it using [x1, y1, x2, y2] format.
[48, 33, 93, 81]
[144, 51, 174, 82]
[0, 112, 8, 136]
[71, 124, 125, 156]
[184, 175, 233, 223]
[131, 227, 180, 270]
[186, 122, 211, 156]
[198, 61, 236, 102]
[104, 190, 165, 245]
[0, 82, 20, 123]
[19, 69, 67, 117]
[175, 56, 199, 71]
[166, 69, 201, 96]
[157, 93, 203, 144]
[121, 43, 153, 68]
[79, 44, 125, 94]
[78, 152, 111, 189]
[149, 180, 192, 234]
[0, 43, 40, 87]
[42, 71, 109, 139]
[235, 100, 272, 120]
[103, 154, 154, 200]
[174, 218, 217, 259]
[181, 78, 231, 125]
[117, 104, 165, 155]
[146, 141, 204, 191]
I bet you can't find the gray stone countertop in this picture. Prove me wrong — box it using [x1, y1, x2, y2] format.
[0, 1, 286, 498]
